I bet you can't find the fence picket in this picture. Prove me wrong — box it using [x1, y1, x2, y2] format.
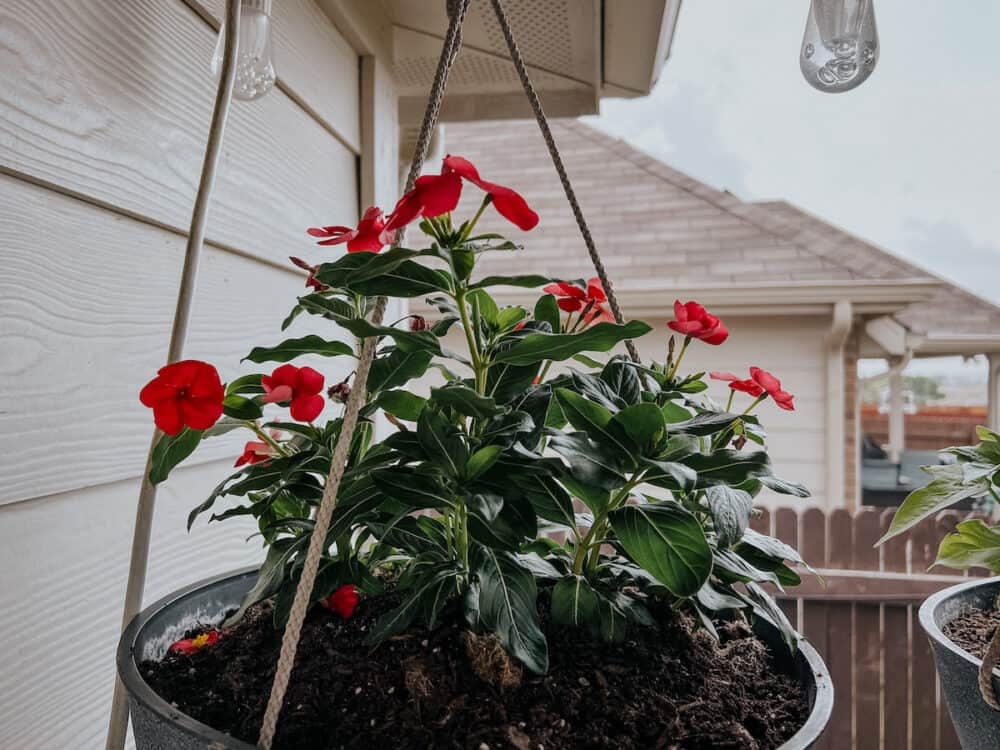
[775, 507, 799, 629]
[853, 508, 882, 750]
[826, 508, 856, 750]
[800, 507, 831, 750]
[880, 508, 911, 750]
[908, 519, 941, 750]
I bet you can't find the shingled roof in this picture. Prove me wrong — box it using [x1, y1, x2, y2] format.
[443, 118, 1000, 352]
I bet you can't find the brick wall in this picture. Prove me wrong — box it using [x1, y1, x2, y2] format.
[861, 405, 987, 450]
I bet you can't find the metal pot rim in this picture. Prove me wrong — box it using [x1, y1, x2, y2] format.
[919, 575, 1000, 674]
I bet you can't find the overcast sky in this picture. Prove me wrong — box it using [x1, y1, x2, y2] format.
[587, 0, 1000, 306]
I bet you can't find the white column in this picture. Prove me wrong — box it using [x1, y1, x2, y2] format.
[887, 356, 905, 463]
[988, 353, 1000, 432]
[826, 301, 853, 508]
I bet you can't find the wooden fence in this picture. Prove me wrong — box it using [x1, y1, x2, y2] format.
[754, 506, 989, 750]
[861, 406, 986, 451]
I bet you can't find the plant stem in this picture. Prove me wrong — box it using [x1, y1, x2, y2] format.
[455, 289, 487, 395]
[666, 337, 691, 381]
[247, 422, 290, 457]
[725, 390, 735, 412]
[459, 195, 492, 243]
[573, 481, 639, 577]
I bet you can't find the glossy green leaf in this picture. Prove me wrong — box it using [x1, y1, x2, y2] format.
[430, 384, 500, 419]
[494, 321, 652, 366]
[551, 575, 600, 627]
[681, 450, 772, 488]
[372, 468, 454, 510]
[664, 411, 740, 436]
[222, 394, 262, 420]
[706, 485, 754, 547]
[935, 520, 1000, 573]
[469, 274, 551, 290]
[607, 402, 665, 455]
[244, 335, 354, 364]
[609, 502, 712, 597]
[417, 409, 468, 477]
[368, 562, 461, 642]
[149, 428, 202, 485]
[513, 475, 577, 529]
[555, 389, 632, 458]
[367, 350, 432, 392]
[466, 445, 503, 481]
[533, 293, 561, 332]
[468, 545, 548, 674]
[878, 464, 989, 544]
[374, 389, 427, 421]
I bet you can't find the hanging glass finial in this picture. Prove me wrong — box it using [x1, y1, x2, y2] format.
[800, 0, 879, 93]
[211, 0, 276, 101]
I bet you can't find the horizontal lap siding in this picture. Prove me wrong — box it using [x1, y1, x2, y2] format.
[0, 461, 265, 750]
[0, 0, 358, 267]
[0, 174, 356, 504]
[0, 0, 369, 747]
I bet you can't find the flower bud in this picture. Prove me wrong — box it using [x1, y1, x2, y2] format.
[409, 315, 428, 332]
[327, 381, 351, 403]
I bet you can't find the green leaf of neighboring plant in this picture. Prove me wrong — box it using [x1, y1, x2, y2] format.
[347, 260, 454, 298]
[600, 356, 642, 406]
[935, 520, 1000, 573]
[640, 458, 697, 492]
[681, 450, 772, 488]
[367, 562, 461, 643]
[244, 335, 354, 364]
[149, 428, 202, 485]
[759, 475, 811, 498]
[706, 485, 754, 547]
[551, 575, 600, 627]
[469, 274, 552, 290]
[368, 350, 433, 392]
[226, 373, 264, 395]
[224, 538, 305, 627]
[555, 389, 632, 459]
[430, 384, 501, 419]
[494, 321, 652, 366]
[547, 431, 629, 492]
[741, 581, 800, 653]
[878, 464, 990, 544]
[609, 503, 712, 597]
[468, 545, 548, 674]
[513, 475, 578, 529]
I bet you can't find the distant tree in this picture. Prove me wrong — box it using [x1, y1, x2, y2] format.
[861, 375, 945, 406]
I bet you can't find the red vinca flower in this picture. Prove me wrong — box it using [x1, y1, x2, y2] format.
[140, 360, 225, 436]
[289, 256, 328, 292]
[262, 364, 325, 422]
[442, 155, 539, 230]
[234, 440, 271, 467]
[668, 300, 728, 345]
[750, 366, 795, 411]
[384, 155, 538, 232]
[307, 206, 390, 253]
[320, 584, 359, 619]
[710, 371, 765, 398]
[169, 629, 220, 656]
[542, 278, 614, 324]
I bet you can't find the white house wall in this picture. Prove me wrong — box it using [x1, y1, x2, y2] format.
[0, 1, 398, 747]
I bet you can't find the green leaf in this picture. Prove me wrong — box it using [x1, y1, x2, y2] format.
[737, 528, 814, 573]
[466, 445, 503, 481]
[741, 581, 799, 653]
[313, 246, 421, 286]
[706, 485, 753, 547]
[494, 321, 652, 366]
[222, 394, 262, 420]
[534, 293, 561, 332]
[296, 293, 358, 321]
[368, 350, 432, 392]
[681, 450, 772, 488]
[469, 274, 551, 290]
[224, 538, 304, 627]
[551, 575, 600, 627]
[935, 520, 1000, 573]
[600, 356, 642, 405]
[244, 335, 354, 364]
[335, 318, 441, 354]
[547, 432, 628, 492]
[665, 411, 740, 436]
[347, 260, 454, 298]
[368, 562, 461, 642]
[417, 409, 468, 477]
[640, 458, 697, 491]
[149, 428, 202, 485]
[496, 306, 528, 331]
[609, 502, 712, 597]
[226, 373, 264, 396]
[430, 384, 500, 419]
[374, 389, 427, 421]
[372, 468, 454, 510]
[513, 475, 578, 529]
[878, 464, 989, 544]
[608, 402, 665, 455]
[759, 475, 811, 498]
[468, 546, 548, 674]
[555, 389, 632, 459]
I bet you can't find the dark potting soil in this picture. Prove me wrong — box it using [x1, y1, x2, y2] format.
[140, 595, 809, 750]
[943, 606, 1000, 660]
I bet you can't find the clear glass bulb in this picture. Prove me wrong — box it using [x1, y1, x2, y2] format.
[800, 0, 879, 93]
[211, 0, 276, 101]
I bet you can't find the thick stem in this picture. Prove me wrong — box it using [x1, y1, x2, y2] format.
[455, 289, 487, 395]
[248, 423, 291, 457]
[666, 337, 691, 381]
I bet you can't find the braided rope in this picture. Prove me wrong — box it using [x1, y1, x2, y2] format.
[488, 0, 640, 364]
[256, 1, 471, 746]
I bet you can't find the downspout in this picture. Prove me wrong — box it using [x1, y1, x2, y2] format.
[825, 301, 853, 508]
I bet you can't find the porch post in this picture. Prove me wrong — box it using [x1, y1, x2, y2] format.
[887, 356, 905, 464]
[988, 353, 1000, 432]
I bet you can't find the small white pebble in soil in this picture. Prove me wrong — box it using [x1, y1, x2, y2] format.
[578, 677, 590, 687]
[387, 686, 395, 694]
[479, 744, 490, 750]
[518, 722, 526, 729]
[421, 639, 429, 647]
[558, 719, 566, 728]
[432, 647, 440, 653]
[370, 719, 376, 727]
[354, 687, 362, 695]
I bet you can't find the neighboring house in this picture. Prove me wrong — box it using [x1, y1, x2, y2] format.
[421, 119, 1000, 510]
[0, 2, 677, 747]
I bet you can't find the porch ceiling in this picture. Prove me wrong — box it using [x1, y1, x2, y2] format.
[389, 0, 678, 125]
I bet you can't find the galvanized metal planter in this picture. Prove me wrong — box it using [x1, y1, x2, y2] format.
[118, 567, 833, 749]
[920, 576, 1000, 750]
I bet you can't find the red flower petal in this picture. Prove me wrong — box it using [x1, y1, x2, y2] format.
[702, 320, 729, 345]
[290, 393, 325, 422]
[153, 399, 183, 436]
[262, 384, 293, 404]
[320, 584, 359, 619]
[709, 372, 739, 382]
[442, 155, 538, 230]
[296, 366, 325, 395]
